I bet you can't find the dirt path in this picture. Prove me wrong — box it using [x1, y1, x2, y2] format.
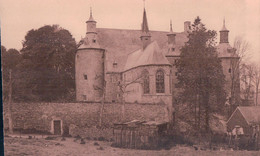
[4, 136, 260, 156]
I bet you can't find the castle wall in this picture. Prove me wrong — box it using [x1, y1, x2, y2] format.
[105, 73, 121, 102]
[3, 102, 168, 138]
[75, 49, 105, 102]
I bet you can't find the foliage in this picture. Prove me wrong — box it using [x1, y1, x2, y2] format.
[17, 25, 77, 101]
[176, 17, 226, 132]
[1, 46, 22, 101]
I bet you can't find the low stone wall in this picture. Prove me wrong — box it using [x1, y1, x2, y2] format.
[3, 102, 168, 139]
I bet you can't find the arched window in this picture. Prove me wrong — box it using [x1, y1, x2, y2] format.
[156, 70, 165, 93]
[142, 70, 150, 94]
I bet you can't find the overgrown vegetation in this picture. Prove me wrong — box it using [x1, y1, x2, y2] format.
[2, 25, 77, 102]
[176, 17, 227, 133]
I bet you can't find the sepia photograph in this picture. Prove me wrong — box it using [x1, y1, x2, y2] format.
[1, 0, 260, 155]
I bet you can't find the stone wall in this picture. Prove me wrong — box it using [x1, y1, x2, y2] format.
[3, 102, 168, 139]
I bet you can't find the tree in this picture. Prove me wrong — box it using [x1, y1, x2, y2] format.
[241, 63, 260, 106]
[93, 67, 106, 128]
[20, 25, 77, 101]
[252, 64, 260, 106]
[176, 17, 226, 133]
[1, 46, 22, 133]
[240, 63, 255, 105]
[228, 37, 250, 109]
[117, 73, 144, 121]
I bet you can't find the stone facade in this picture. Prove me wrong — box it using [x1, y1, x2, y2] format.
[75, 8, 240, 115]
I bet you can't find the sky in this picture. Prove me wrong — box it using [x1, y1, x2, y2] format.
[0, 0, 260, 63]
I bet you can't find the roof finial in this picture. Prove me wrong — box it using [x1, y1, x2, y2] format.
[170, 20, 173, 33]
[90, 7, 92, 17]
[87, 7, 95, 22]
[221, 17, 228, 31]
[143, 0, 146, 9]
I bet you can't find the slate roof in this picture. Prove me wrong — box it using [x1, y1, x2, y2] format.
[124, 41, 171, 71]
[80, 27, 237, 73]
[95, 28, 188, 73]
[238, 106, 260, 125]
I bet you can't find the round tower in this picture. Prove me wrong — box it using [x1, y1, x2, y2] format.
[217, 19, 240, 108]
[75, 8, 105, 102]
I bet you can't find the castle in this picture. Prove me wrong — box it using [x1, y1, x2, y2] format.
[75, 8, 240, 113]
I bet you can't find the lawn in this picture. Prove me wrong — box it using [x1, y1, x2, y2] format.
[3, 135, 260, 156]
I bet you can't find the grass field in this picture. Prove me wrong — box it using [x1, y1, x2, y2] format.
[4, 135, 260, 156]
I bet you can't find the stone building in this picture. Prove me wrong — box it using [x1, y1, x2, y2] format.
[75, 8, 240, 112]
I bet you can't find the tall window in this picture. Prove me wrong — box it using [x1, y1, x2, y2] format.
[142, 70, 150, 94]
[156, 70, 165, 93]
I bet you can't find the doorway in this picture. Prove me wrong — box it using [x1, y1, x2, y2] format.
[53, 120, 61, 135]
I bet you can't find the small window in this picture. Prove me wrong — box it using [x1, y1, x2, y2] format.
[171, 48, 175, 51]
[82, 95, 87, 101]
[112, 100, 115, 103]
[174, 59, 178, 64]
[84, 74, 88, 80]
[145, 38, 148, 40]
[113, 62, 118, 68]
[229, 68, 231, 73]
[175, 72, 178, 76]
[93, 39, 96, 43]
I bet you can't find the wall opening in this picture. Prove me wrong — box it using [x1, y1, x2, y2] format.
[52, 120, 62, 135]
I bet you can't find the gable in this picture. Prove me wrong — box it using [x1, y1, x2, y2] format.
[227, 108, 249, 132]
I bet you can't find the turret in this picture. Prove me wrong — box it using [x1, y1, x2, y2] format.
[140, 8, 151, 50]
[75, 8, 105, 102]
[167, 20, 176, 52]
[86, 7, 97, 34]
[219, 19, 229, 43]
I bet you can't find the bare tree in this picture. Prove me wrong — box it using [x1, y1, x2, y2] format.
[8, 69, 14, 134]
[252, 64, 260, 106]
[93, 73, 106, 128]
[229, 37, 250, 111]
[240, 63, 255, 105]
[117, 73, 144, 121]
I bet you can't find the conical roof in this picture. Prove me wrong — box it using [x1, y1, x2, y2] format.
[124, 41, 171, 71]
[87, 7, 96, 23]
[141, 8, 151, 36]
[220, 19, 228, 31]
